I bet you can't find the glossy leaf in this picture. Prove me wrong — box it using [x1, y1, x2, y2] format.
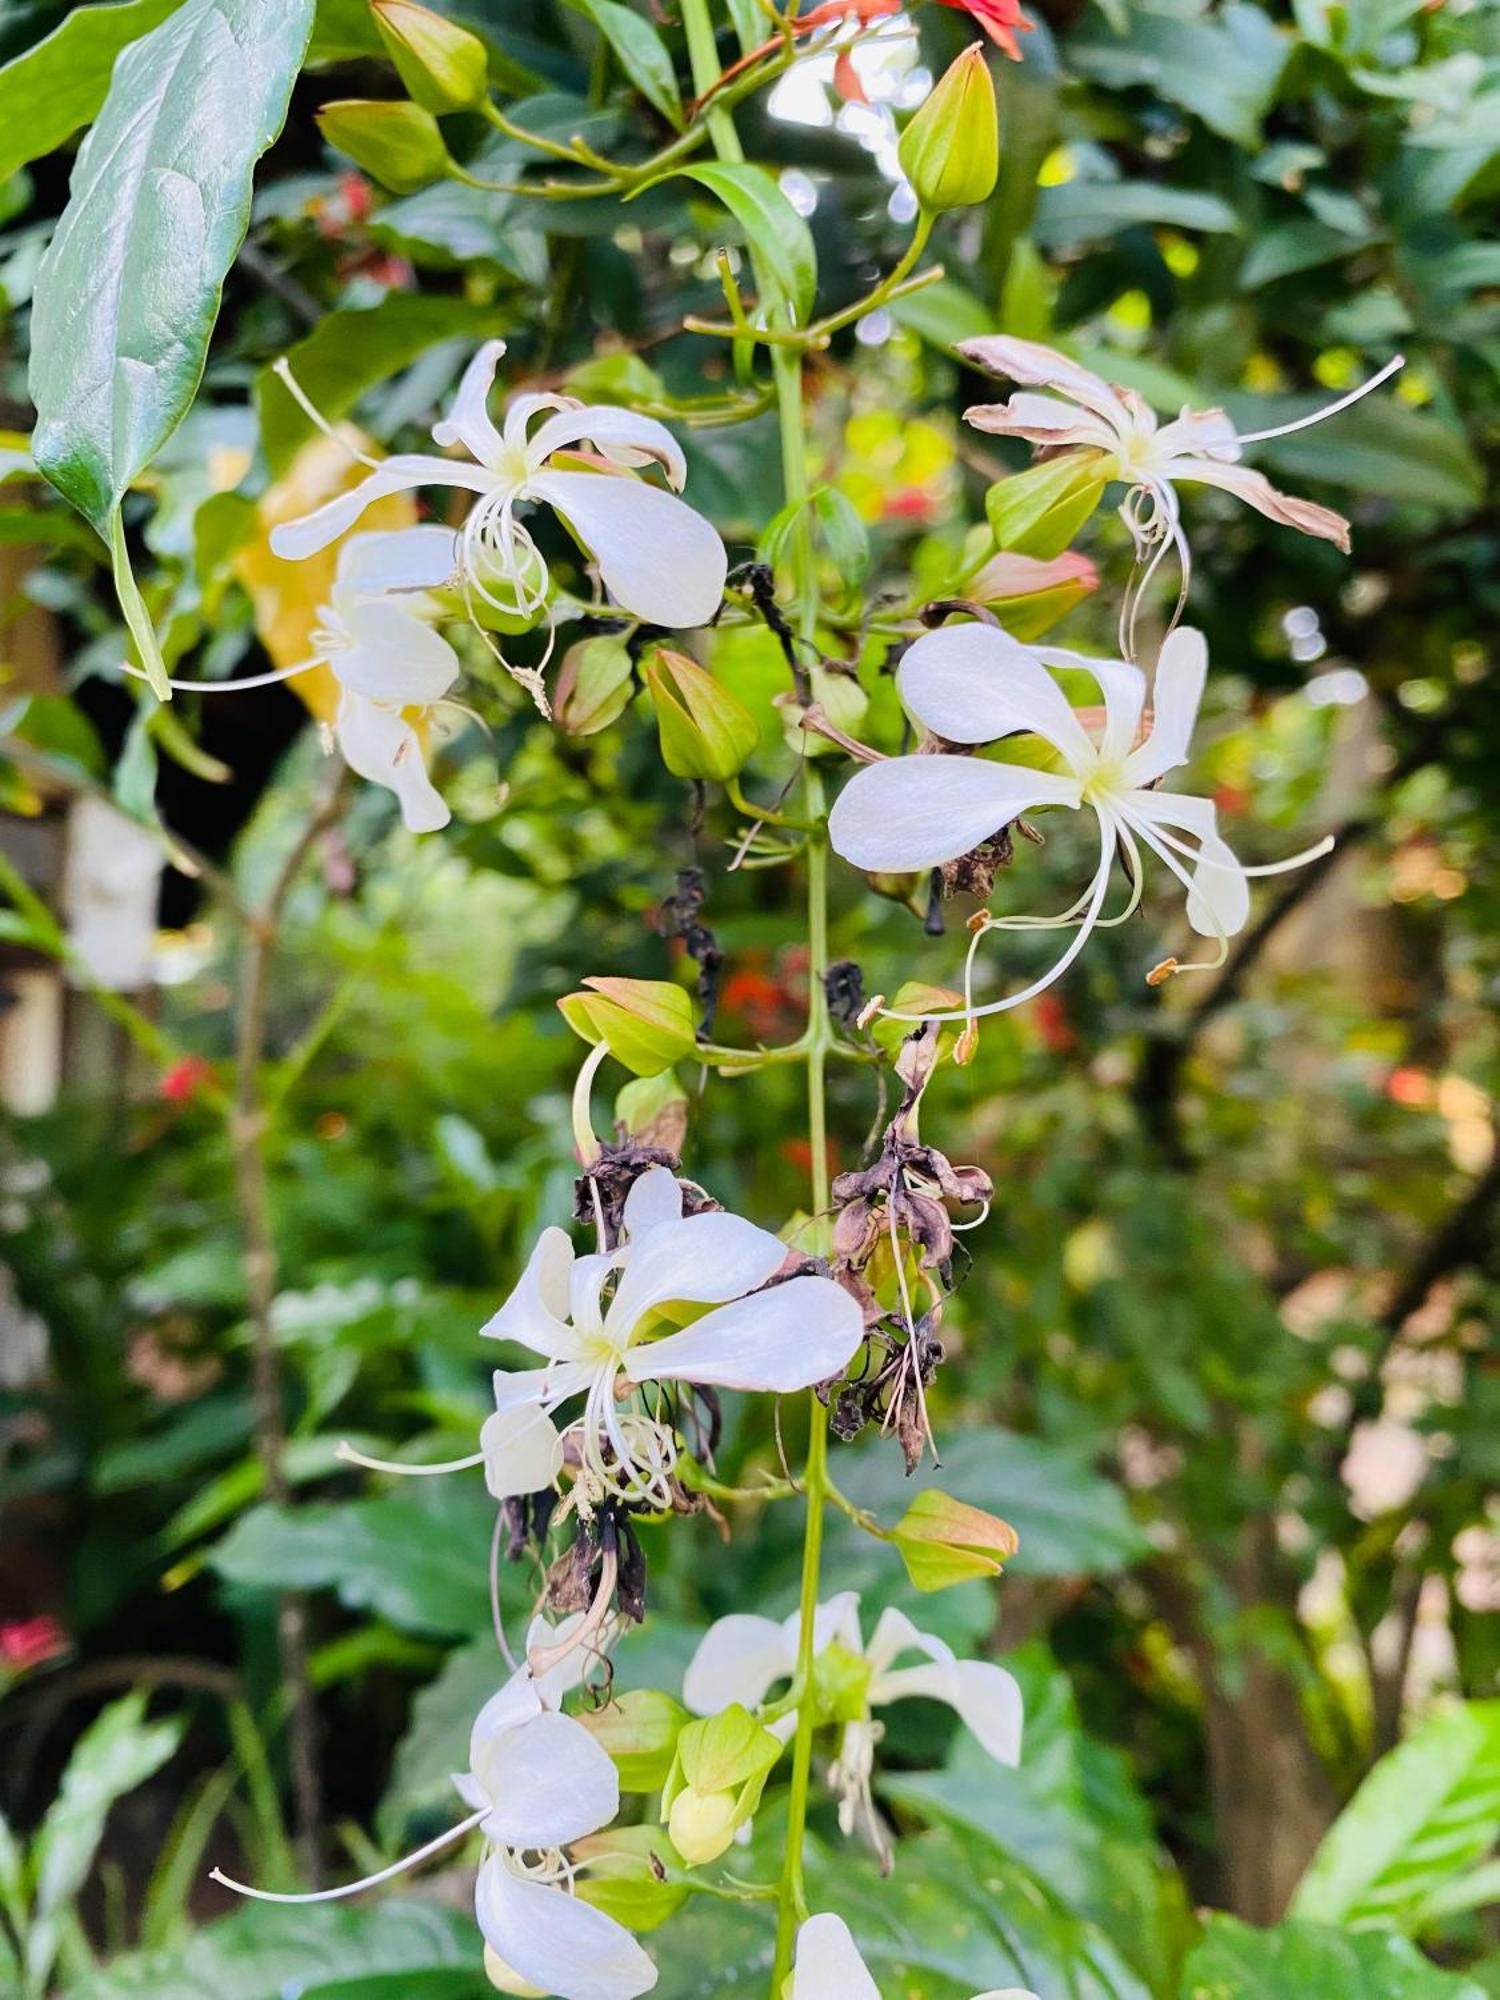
[1184, 1916, 1488, 2000]
[573, 0, 683, 126]
[670, 163, 817, 324]
[0, 0, 180, 184]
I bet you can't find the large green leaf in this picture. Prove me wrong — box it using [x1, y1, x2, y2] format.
[571, 0, 682, 126]
[651, 1826, 1152, 1999]
[1034, 180, 1239, 250]
[1183, 1915, 1488, 1999]
[836, 1427, 1148, 1578]
[1291, 1701, 1500, 1930]
[1068, 2, 1289, 146]
[28, 0, 316, 696]
[670, 163, 817, 324]
[0, 0, 181, 184]
[80, 1899, 483, 2000]
[210, 1488, 493, 1637]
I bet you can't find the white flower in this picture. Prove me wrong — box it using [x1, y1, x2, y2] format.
[792, 1912, 1037, 2000]
[960, 336, 1400, 652]
[268, 341, 728, 662]
[211, 1655, 655, 2000]
[826, 621, 1331, 1021]
[480, 1167, 864, 1510]
[456, 1669, 657, 2000]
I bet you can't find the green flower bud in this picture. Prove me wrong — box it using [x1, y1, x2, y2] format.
[660, 1704, 782, 1867]
[666, 1785, 741, 1867]
[555, 635, 635, 737]
[614, 1071, 690, 1152]
[643, 648, 759, 783]
[317, 98, 452, 194]
[897, 46, 998, 216]
[986, 451, 1110, 561]
[893, 1487, 1020, 1592]
[811, 1639, 873, 1725]
[579, 1688, 690, 1792]
[372, 0, 490, 112]
[558, 976, 697, 1078]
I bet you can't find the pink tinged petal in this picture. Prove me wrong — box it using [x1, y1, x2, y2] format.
[335, 600, 461, 705]
[827, 755, 1081, 875]
[528, 405, 689, 490]
[336, 523, 459, 595]
[480, 1402, 566, 1501]
[480, 1228, 582, 1356]
[1153, 405, 1240, 463]
[432, 340, 508, 462]
[1160, 455, 1351, 552]
[683, 1614, 796, 1714]
[963, 393, 1118, 451]
[791, 1915, 881, 2000]
[956, 336, 1134, 432]
[620, 1164, 685, 1239]
[898, 622, 1097, 767]
[1125, 625, 1207, 787]
[526, 470, 727, 629]
[334, 695, 449, 833]
[629, 1275, 864, 1395]
[475, 1710, 619, 1848]
[475, 1859, 658, 2000]
[605, 1212, 788, 1338]
[268, 456, 495, 561]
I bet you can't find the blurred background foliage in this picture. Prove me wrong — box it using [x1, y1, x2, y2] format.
[2, 0, 1500, 1994]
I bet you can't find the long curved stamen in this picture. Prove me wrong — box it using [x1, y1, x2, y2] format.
[271, 358, 382, 471]
[1145, 821, 1336, 878]
[210, 1807, 486, 1904]
[1231, 355, 1405, 446]
[526, 1542, 618, 1681]
[1119, 485, 1189, 664]
[335, 1441, 485, 1476]
[489, 1507, 518, 1671]
[120, 656, 324, 694]
[1122, 811, 1231, 975]
[882, 816, 1118, 1024]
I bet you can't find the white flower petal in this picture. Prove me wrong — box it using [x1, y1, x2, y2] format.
[863, 1605, 938, 1677]
[527, 470, 726, 629]
[480, 1401, 567, 1501]
[529, 404, 688, 489]
[1036, 648, 1145, 767]
[683, 1614, 796, 1715]
[469, 1673, 545, 1771]
[956, 335, 1134, 432]
[504, 390, 582, 451]
[827, 754, 1080, 874]
[949, 1661, 1024, 1766]
[475, 1709, 619, 1848]
[480, 1228, 584, 1357]
[791, 1915, 881, 2000]
[620, 1165, 685, 1239]
[334, 694, 449, 833]
[526, 1612, 600, 1708]
[1125, 789, 1250, 938]
[432, 340, 507, 461]
[476, 1859, 658, 2000]
[336, 599, 460, 706]
[1124, 626, 1206, 787]
[629, 1275, 863, 1395]
[1153, 405, 1240, 463]
[336, 524, 459, 595]
[605, 1212, 787, 1340]
[491, 1360, 596, 1416]
[269, 455, 493, 561]
[898, 623, 1096, 767]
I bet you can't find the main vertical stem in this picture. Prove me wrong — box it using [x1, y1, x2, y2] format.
[678, 6, 828, 1979]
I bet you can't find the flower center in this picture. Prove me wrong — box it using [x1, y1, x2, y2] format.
[1080, 756, 1127, 807]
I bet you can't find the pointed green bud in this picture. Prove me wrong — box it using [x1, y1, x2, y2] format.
[892, 1487, 1019, 1592]
[986, 451, 1110, 561]
[571, 1827, 689, 1931]
[898, 46, 998, 216]
[558, 976, 697, 1077]
[371, 1, 490, 112]
[555, 635, 635, 737]
[579, 1688, 690, 1792]
[643, 648, 759, 783]
[660, 1704, 782, 1866]
[317, 98, 451, 193]
[810, 1639, 873, 1725]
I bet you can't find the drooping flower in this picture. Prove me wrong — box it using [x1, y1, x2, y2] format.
[268, 341, 728, 693]
[792, 1912, 1036, 2000]
[213, 1658, 656, 2000]
[684, 1591, 1021, 1857]
[826, 621, 1332, 1022]
[960, 336, 1401, 650]
[480, 1167, 865, 1511]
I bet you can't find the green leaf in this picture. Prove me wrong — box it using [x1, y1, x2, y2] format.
[79, 1899, 483, 2000]
[1240, 216, 1373, 288]
[255, 293, 502, 477]
[836, 1427, 1148, 1578]
[28, 0, 316, 698]
[887, 275, 995, 351]
[0, 0, 181, 185]
[1291, 1701, 1500, 1930]
[1184, 1916, 1488, 2000]
[210, 1489, 492, 1636]
[1034, 179, 1240, 250]
[669, 163, 816, 324]
[573, 0, 682, 126]
[1068, 2, 1289, 147]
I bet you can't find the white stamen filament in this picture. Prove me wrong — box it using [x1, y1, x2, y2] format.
[1231, 355, 1405, 445]
[271, 357, 382, 470]
[335, 1440, 486, 1477]
[210, 1807, 486, 1904]
[120, 656, 324, 694]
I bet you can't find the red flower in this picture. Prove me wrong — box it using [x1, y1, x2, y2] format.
[1, 1616, 68, 1672]
[935, 0, 1034, 61]
[159, 1055, 214, 1103]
